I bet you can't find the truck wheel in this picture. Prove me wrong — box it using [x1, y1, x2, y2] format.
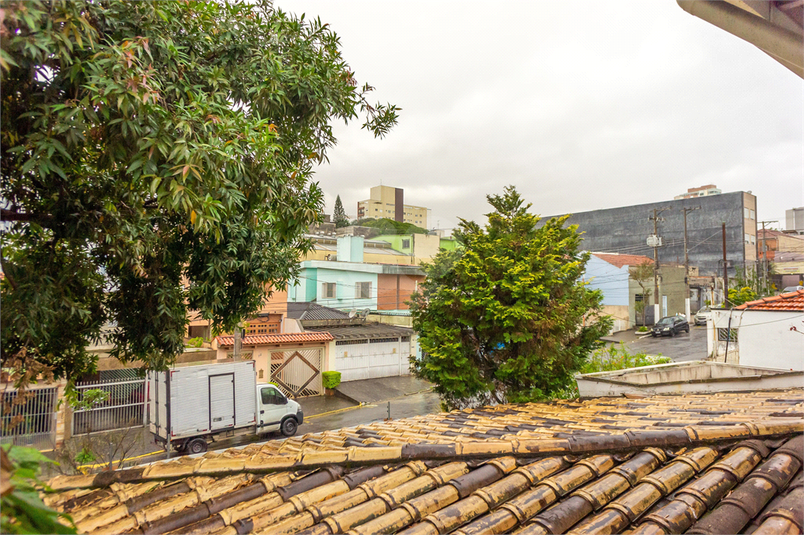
[187, 438, 207, 454]
[281, 417, 298, 437]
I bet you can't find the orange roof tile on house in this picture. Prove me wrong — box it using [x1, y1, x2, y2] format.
[215, 332, 333, 347]
[591, 253, 653, 269]
[734, 289, 804, 311]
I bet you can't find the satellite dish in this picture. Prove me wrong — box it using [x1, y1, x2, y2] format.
[360, 308, 371, 318]
[348, 309, 357, 318]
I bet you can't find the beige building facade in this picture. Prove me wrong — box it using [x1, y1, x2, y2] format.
[357, 185, 428, 229]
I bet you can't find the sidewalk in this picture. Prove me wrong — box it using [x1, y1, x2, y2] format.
[333, 375, 433, 404]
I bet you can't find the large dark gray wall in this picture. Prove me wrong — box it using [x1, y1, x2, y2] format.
[540, 192, 751, 276]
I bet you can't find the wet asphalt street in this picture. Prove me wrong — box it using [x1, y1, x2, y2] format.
[622, 324, 709, 362]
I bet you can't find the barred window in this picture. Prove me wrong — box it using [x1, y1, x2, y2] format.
[401, 336, 411, 342]
[717, 328, 738, 342]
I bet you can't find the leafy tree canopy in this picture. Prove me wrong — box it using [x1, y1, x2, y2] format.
[0, 0, 397, 382]
[410, 186, 612, 409]
[350, 217, 428, 235]
[333, 195, 349, 228]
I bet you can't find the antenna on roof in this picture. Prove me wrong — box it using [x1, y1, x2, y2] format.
[360, 308, 370, 318]
[348, 308, 357, 318]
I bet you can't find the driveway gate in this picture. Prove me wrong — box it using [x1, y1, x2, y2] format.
[270, 348, 323, 398]
[1, 387, 58, 451]
[72, 375, 145, 435]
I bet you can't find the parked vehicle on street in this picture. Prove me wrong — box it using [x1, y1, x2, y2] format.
[651, 316, 690, 337]
[782, 285, 803, 293]
[147, 360, 303, 454]
[694, 306, 712, 326]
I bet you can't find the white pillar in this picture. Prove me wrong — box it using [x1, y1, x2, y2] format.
[685, 298, 692, 323]
[653, 304, 660, 324]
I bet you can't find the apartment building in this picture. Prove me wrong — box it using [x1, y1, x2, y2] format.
[539, 191, 758, 277]
[356, 185, 429, 228]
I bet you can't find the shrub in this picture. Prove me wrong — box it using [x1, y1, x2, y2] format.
[580, 343, 671, 375]
[636, 326, 649, 333]
[187, 337, 205, 348]
[322, 371, 341, 390]
[74, 447, 96, 466]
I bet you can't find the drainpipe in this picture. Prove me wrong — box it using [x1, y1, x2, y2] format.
[677, 0, 804, 78]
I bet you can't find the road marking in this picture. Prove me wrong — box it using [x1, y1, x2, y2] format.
[305, 404, 376, 421]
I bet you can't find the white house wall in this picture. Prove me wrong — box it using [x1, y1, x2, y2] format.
[710, 308, 804, 370]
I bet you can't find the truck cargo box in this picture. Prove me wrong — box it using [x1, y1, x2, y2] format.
[148, 361, 257, 442]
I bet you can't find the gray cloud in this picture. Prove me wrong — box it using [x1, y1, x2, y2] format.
[280, 0, 803, 231]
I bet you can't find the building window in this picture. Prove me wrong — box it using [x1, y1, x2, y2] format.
[370, 337, 399, 344]
[322, 282, 336, 299]
[402, 239, 410, 248]
[717, 328, 738, 342]
[750, 209, 755, 220]
[356, 281, 372, 299]
[745, 233, 751, 243]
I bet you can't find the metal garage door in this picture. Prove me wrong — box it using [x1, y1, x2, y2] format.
[335, 337, 411, 382]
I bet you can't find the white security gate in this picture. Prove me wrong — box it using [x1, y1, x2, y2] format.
[72, 375, 145, 435]
[209, 373, 235, 430]
[1, 387, 58, 451]
[335, 336, 411, 382]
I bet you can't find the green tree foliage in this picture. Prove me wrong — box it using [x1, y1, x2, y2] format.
[333, 195, 349, 228]
[728, 286, 758, 307]
[0, 1, 397, 382]
[1, 445, 76, 534]
[410, 187, 612, 409]
[351, 217, 427, 235]
[731, 266, 775, 300]
[628, 261, 653, 326]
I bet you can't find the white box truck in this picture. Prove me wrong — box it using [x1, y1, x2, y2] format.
[147, 360, 303, 454]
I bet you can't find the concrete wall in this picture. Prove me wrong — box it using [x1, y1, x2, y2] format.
[377, 273, 423, 311]
[374, 234, 442, 264]
[709, 308, 804, 370]
[539, 191, 756, 277]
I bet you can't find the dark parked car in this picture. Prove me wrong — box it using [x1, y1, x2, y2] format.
[652, 315, 690, 337]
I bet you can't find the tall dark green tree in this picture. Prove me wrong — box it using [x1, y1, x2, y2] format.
[333, 195, 349, 228]
[410, 186, 612, 409]
[0, 0, 398, 383]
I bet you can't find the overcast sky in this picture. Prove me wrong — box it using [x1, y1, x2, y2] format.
[279, 0, 803, 232]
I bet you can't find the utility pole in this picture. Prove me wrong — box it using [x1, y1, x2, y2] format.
[682, 206, 701, 320]
[722, 223, 729, 306]
[649, 208, 670, 318]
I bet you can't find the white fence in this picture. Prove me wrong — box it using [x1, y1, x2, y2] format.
[72, 376, 146, 435]
[1, 387, 58, 451]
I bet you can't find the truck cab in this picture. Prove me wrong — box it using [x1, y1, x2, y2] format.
[257, 384, 304, 436]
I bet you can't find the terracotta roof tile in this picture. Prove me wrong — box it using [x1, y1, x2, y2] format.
[734, 289, 804, 311]
[591, 253, 654, 269]
[43, 390, 804, 535]
[215, 332, 334, 347]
